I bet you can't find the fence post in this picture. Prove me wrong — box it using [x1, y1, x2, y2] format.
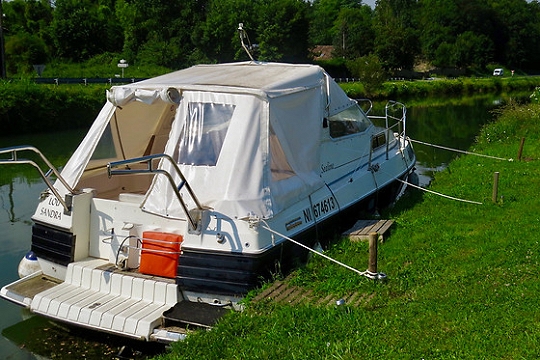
[517, 137, 525, 161]
[492, 171, 500, 203]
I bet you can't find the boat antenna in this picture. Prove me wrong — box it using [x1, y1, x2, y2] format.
[238, 23, 255, 61]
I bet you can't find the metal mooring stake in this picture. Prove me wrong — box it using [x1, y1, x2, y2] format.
[364, 232, 387, 280]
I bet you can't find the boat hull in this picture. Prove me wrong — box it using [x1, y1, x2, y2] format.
[177, 170, 411, 297]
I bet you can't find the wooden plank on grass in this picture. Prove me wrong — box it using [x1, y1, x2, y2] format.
[343, 219, 394, 242]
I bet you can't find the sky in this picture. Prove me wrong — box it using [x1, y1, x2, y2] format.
[364, 0, 376, 8]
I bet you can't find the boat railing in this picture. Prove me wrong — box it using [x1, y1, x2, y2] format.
[367, 101, 407, 167]
[107, 153, 204, 230]
[0, 145, 76, 214]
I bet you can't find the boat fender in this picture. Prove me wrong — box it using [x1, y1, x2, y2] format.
[18, 251, 40, 278]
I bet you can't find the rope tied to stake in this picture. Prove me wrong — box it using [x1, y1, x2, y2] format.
[410, 138, 513, 162]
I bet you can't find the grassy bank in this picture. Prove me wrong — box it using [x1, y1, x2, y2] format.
[156, 103, 540, 358]
[341, 76, 540, 100]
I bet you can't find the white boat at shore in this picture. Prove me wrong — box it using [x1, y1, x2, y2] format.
[0, 60, 415, 342]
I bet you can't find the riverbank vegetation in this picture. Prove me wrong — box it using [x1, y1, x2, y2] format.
[2, 76, 540, 135]
[153, 95, 540, 358]
[2, 0, 540, 79]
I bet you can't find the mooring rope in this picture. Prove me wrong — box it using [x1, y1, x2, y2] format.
[396, 177, 483, 205]
[410, 138, 513, 162]
[258, 220, 369, 277]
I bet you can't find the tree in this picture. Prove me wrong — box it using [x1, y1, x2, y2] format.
[309, 0, 363, 45]
[5, 32, 47, 74]
[486, 0, 540, 69]
[373, 0, 419, 70]
[255, 0, 310, 62]
[51, 0, 120, 60]
[196, 0, 310, 64]
[192, 0, 255, 63]
[347, 53, 386, 95]
[332, 5, 374, 60]
[453, 31, 493, 69]
[116, 0, 207, 68]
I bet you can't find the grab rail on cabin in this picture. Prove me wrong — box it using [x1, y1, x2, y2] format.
[107, 153, 204, 230]
[0, 145, 76, 214]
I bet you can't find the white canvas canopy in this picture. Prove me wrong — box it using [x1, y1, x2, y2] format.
[58, 62, 357, 220]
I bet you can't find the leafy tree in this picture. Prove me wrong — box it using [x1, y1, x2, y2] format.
[116, 0, 207, 68]
[309, 0, 363, 45]
[2, 0, 52, 75]
[255, 0, 310, 62]
[4, 32, 47, 74]
[196, 0, 310, 63]
[453, 31, 493, 69]
[487, 0, 540, 69]
[373, 0, 419, 70]
[332, 5, 374, 60]
[192, 0, 255, 63]
[346, 53, 386, 95]
[51, 0, 121, 60]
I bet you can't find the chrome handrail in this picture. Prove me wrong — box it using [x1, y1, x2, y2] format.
[0, 145, 76, 214]
[367, 101, 407, 169]
[107, 153, 204, 230]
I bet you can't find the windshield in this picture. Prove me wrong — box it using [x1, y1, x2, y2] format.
[329, 103, 372, 138]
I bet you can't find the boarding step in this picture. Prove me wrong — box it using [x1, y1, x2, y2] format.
[162, 300, 229, 329]
[343, 219, 395, 242]
[30, 258, 179, 340]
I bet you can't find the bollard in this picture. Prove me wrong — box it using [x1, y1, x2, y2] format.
[368, 232, 378, 274]
[364, 232, 386, 280]
[492, 171, 500, 203]
[517, 137, 525, 161]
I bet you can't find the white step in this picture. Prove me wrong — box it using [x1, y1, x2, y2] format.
[31, 258, 178, 340]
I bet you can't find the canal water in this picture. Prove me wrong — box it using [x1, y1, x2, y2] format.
[0, 94, 524, 359]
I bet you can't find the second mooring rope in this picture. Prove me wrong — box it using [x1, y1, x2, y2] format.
[410, 138, 513, 162]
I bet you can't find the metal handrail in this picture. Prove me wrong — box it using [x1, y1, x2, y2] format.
[367, 101, 407, 169]
[385, 100, 407, 139]
[0, 145, 75, 214]
[107, 153, 204, 229]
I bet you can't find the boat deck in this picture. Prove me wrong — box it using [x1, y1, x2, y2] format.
[29, 258, 179, 341]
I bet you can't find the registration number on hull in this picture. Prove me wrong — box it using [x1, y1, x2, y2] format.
[303, 196, 337, 223]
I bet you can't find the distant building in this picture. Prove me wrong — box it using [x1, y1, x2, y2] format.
[311, 45, 335, 61]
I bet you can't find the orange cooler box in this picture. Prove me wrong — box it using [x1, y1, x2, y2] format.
[140, 231, 183, 278]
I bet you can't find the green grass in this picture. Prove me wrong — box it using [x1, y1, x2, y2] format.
[155, 101, 540, 359]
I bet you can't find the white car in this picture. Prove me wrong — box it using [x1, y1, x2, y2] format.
[493, 68, 504, 76]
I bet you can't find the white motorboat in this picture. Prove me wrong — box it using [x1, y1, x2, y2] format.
[0, 60, 415, 342]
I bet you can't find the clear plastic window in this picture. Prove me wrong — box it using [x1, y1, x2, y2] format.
[90, 123, 117, 160]
[329, 104, 372, 138]
[270, 125, 295, 181]
[177, 102, 234, 166]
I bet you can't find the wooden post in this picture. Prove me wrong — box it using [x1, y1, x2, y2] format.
[517, 137, 525, 161]
[492, 171, 500, 203]
[368, 232, 378, 274]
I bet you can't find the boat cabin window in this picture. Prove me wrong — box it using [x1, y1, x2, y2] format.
[177, 102, 234, 166]
[269, 125, 295, 181]
[329, 104, 372, 138]
[90, 123, 117, 161]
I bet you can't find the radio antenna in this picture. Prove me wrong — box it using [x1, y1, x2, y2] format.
[238, 23, 255, 61]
